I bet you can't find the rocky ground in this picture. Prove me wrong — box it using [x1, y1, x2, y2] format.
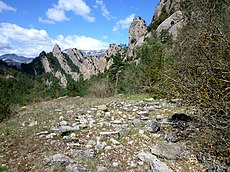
[0, 95, 207, 172]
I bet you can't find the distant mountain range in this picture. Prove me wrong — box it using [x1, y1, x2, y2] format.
[80, 49, 107, 57]
[63, 49, 107, 58]
[0, 54, 33, 67]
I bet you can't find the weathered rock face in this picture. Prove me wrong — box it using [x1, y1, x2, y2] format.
[156, 10, 184, 38]
[127, 17, 147, 57]
[41, 55, 52, 73]
[24, 43, 119, 87]
[52, 44, 80, 82]
[151, 0, 185, 39]
[105, 44, 122, 57]
[152, 0, 182, 22]
[65, 46, 114, 80]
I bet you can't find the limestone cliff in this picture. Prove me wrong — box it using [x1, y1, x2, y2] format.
[126, 0, 185, 58]
[151, 0, 185, 39]
[52, 44, 80, 82]
[65, 45, 115, 80]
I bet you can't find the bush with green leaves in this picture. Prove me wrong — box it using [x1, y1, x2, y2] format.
[147, 8, 169, 32]
[135, 31, 174, 97]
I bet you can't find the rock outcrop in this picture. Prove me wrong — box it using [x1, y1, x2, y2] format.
[23, 42, 125, 87]
[127, 16, 147, 57]
[151, 0, 185, 39]
[152, 0, 182, 22]
[126, 0, 185, 59]
[65, 45, 115, 80]
[52, 44, 80, 82]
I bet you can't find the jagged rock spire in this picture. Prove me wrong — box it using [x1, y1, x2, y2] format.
[52, 43, 62, 57]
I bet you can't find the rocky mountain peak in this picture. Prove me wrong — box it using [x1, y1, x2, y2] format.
[52, 43, 62, 57]
[127, 16, 147, 57]
[128, 16, 147, 47]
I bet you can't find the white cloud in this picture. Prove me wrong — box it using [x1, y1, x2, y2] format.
[113, 14, 135, 32]
[39, 0, 95, 23]
[46, 8, 69, 22]
[0, 23, 53, 57]
[0, 35, 10, 49]
[38, 17, 55, 24]
[95, 0, 113, 20]
[0, 23, 109, 57]
[55, 35, 109, 50]
[57, 0, 95, 22]
[0, 1, 16, 13]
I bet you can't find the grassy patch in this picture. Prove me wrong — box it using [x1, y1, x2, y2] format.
[0, 166, 7, 172]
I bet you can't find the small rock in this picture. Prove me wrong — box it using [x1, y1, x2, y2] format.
[36, 131, 49, 136]
[46, 133, 57, 139]
[110, 138, 120, 145]
[139, 129, 145, 135]
[95, 142, 107, 151]
[97, 166, 109, 172]
[60, 126, 76, 133]
[132, 119, 141, 126]
[87, 140, 96, 146]
[70, 133, 76, 139]
[59, 116, 64, 120]
[60, 120, 68, 126]
[79, 124, 88, 129]
[63, 136, 71, 140]
[96, 105, 108, 111]
[132, 108, 138, 112]
[73, 149, 96, 158]
[137, 111, 149, 116]
[66, 163, 85, 172]
[44, 153, 75, 166]
[104, 146, 112, 150]
[145, 98, 154, 102]
[150, 142, 183, 160]
[170, 99, 182, 103]
[112, 162, 119, 167]
[67, 143, 81, 148]
[112, 119, 123, 124]
[29, 121, 38, 127]
[72, 123, 80, 130]
[144, 106, 156, 111]
[129, 161, 137, 168]
[99, 131, 119, 136]
[140, 116, 149, 120]
[55, 109, 63, 112]
[165, 133, 180, 142]
[104, 112, 111, 119]
[155, 105, 162, 109]
[144, 121, 160, 133]
[138, 152, 173, 172]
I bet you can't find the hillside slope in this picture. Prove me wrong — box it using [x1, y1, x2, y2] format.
[0, 96, 206, 171]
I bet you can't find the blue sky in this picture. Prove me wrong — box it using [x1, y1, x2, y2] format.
[0, 0, 158, 57]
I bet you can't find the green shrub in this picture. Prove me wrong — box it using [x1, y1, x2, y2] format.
[0, 97, 10, 122]
[147, 8, 169, 31]
[89, 77, 114, 98]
